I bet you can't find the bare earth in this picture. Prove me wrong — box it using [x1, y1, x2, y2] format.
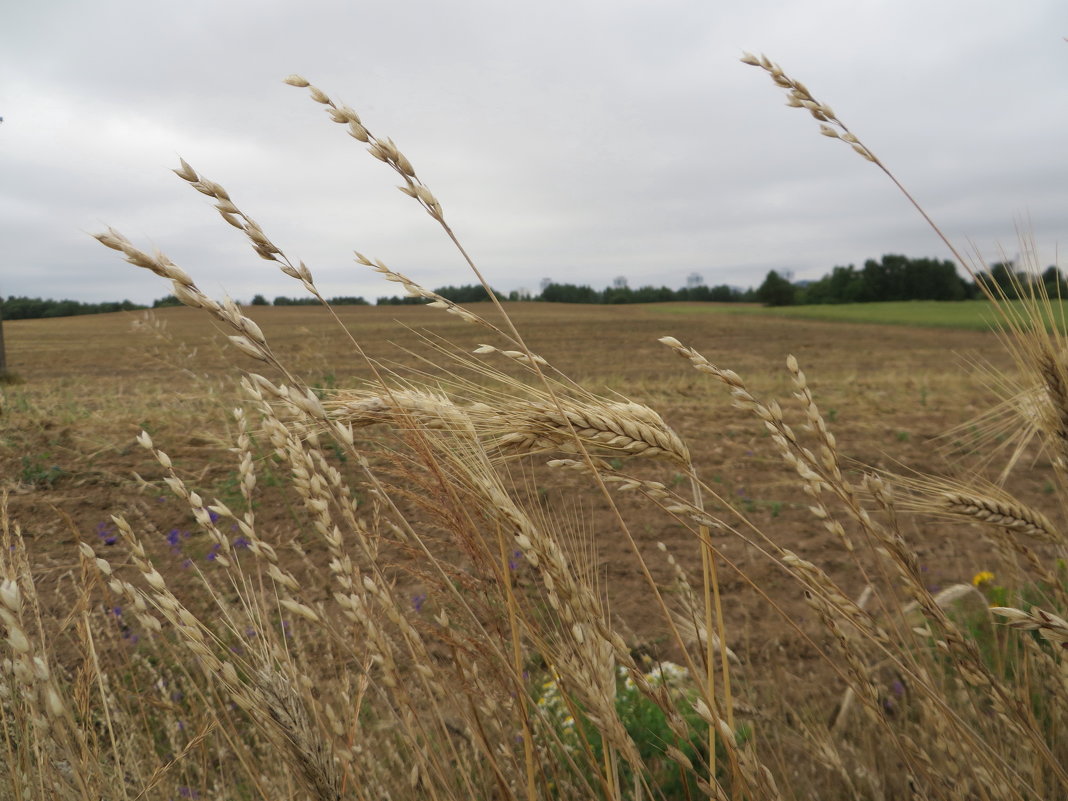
[0, 302, 1034, 710]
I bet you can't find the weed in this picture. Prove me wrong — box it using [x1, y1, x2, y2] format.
[312, 372, 338, 399]
[19, 454, 63, 487]
[534, 664, 749, 798]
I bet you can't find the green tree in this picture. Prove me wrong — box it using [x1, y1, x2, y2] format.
[540, 283, 602, 304]
[977, 261, 1025, 299]
[433, 284, 502, 303]
[708, 285, 740, 302]
[1043, 266, 1067, 298]
[756, 270, 796, 306]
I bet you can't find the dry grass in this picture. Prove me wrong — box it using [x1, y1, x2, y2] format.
[0, 59, 1065, 801]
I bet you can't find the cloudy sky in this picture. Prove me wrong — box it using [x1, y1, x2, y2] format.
[3, 0, 1066, 305]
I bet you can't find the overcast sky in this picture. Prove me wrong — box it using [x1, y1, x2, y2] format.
[2, 1, 1066, 305]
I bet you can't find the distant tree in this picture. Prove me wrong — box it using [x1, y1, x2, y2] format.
[1043, 266, 1067, 298]
[708, 285, 740, 302]
[628, 285, 675, 303]
[433, 284, 503, 303]
[808, 265, 863, 304]
[153, 295, 183, 308]
[327, 296, 369, 305]
[602, 285, 634, 304]
[250, 294, 269, 306]
[756, 270, 796, 306]
[980, 261, 1025, 299]
[675, 286, 701, 302]
[1, 296, 146, 317]
[539, 283, 601, 304]
[901, 257, 968, 301]
[790, 254, 970, 304]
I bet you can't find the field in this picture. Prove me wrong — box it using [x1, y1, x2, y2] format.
[5, 299, 1062, 799]
[3, 303, 1022, 625]
[3, 42, 1066, 801]
[657, 298, 1068, 330]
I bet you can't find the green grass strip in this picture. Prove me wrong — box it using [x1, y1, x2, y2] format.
[649, 299, 1068, 331]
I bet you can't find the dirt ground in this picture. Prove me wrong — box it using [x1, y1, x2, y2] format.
[0, 302, 1044, 714]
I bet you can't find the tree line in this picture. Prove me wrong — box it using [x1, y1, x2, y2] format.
[0, 294, 377, 319]
[5, 255, 1061, 319]
[375, 282, 755, 305]
[755, 255, 1066, 307]
[0, 296, 147, 320]
[537, 283, 753, 304]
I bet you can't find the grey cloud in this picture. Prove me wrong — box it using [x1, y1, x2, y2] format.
[1, 0, 1066, 305]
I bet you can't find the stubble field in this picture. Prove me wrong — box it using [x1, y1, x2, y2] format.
[0, 301, 1033, 705]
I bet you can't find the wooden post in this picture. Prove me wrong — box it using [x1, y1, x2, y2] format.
[0, 293, 6, 376]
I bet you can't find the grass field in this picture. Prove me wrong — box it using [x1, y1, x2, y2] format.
[652, 298, 1068, 330]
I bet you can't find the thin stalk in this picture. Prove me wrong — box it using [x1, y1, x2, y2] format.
[691, 473, 738, 797]
[496, 520, 538, 801]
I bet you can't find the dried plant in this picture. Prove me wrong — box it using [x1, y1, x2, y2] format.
[2, 51, 1066, 801]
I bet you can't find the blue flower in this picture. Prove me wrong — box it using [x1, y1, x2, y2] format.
[96, 521, 117, 546]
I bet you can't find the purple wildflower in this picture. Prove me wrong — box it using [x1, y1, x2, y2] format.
[96, 521, 117, 546]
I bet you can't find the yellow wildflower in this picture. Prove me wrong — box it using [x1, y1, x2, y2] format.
[972, 570, 995, 587]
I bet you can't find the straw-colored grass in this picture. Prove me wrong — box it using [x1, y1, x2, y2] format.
[0, 57, 1065, 801]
